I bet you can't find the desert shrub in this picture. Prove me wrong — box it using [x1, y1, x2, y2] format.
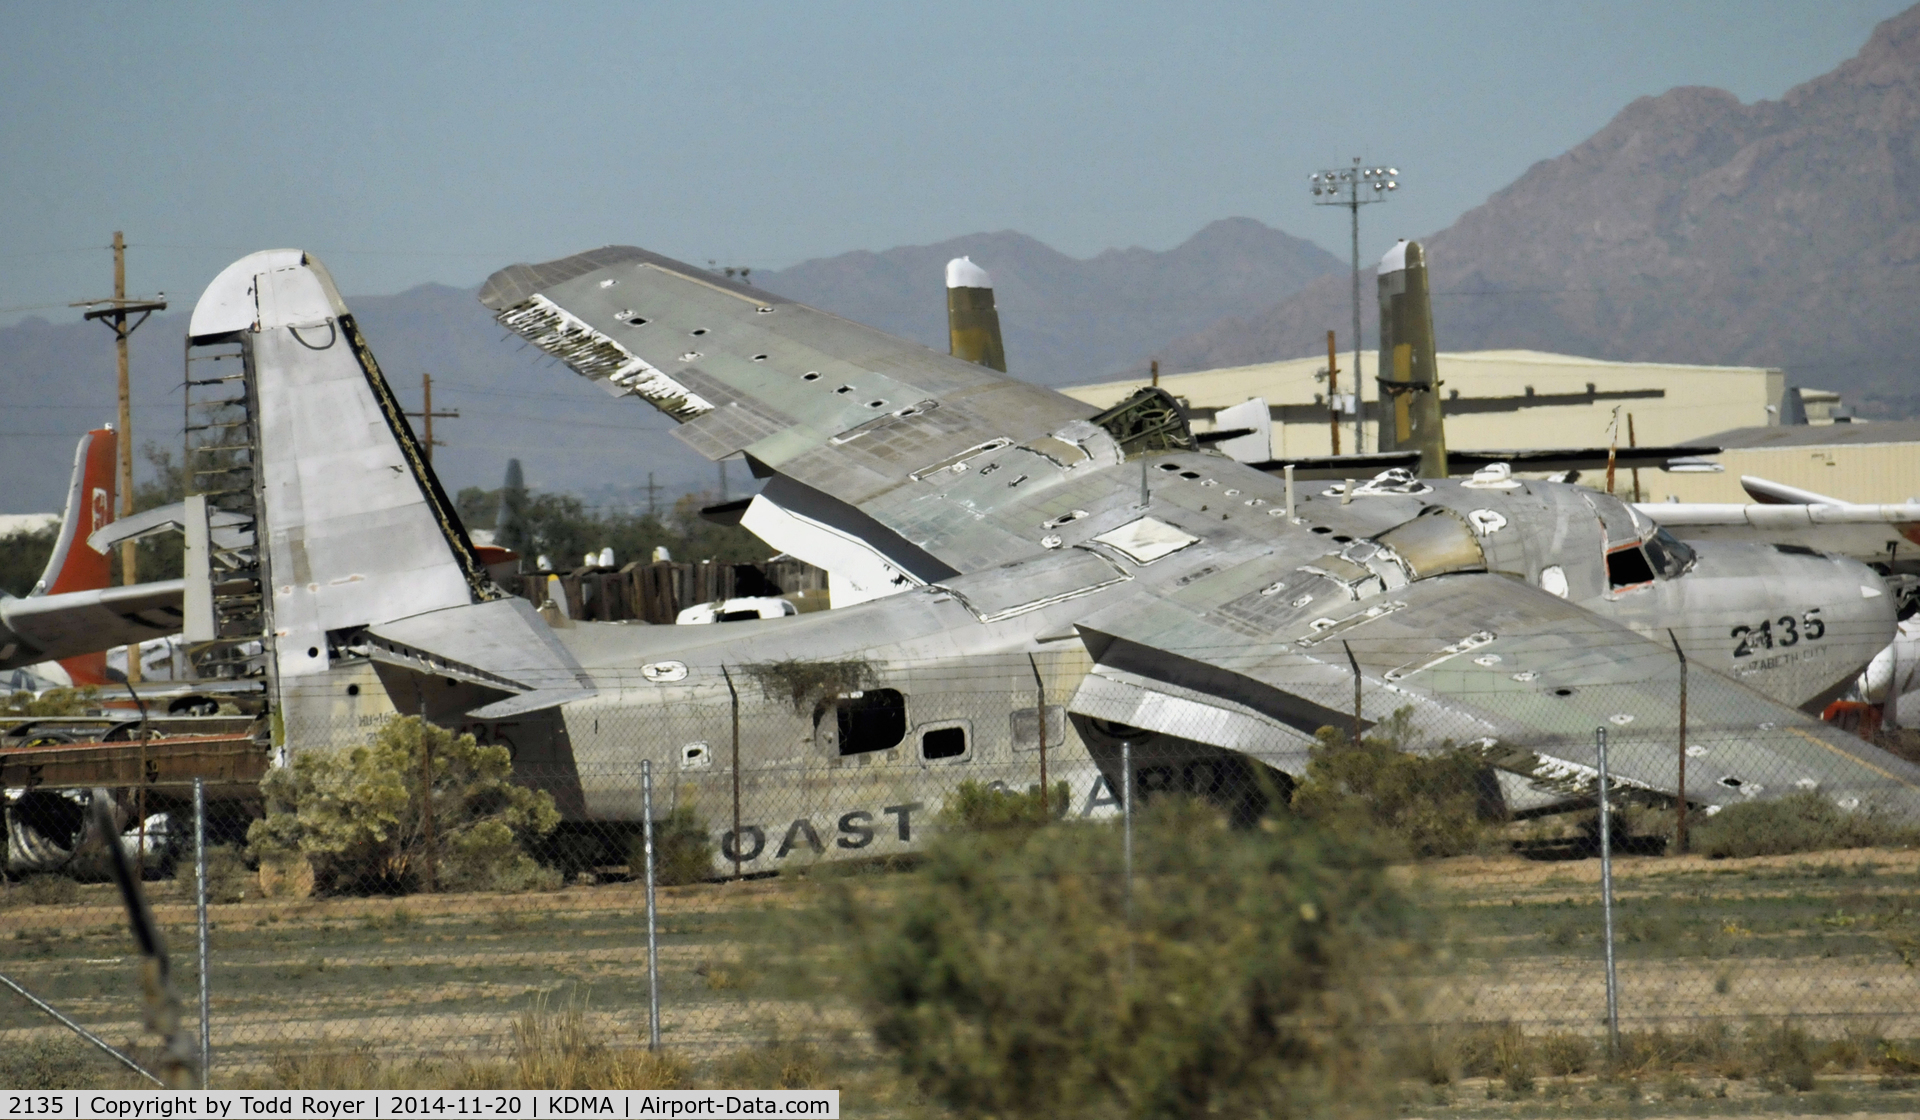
[248, 716, 561, 894]
[1690, 790, 1918, 858]
[715, 1041, 829, 1090]
[937, 779, 1069, 833]
[0, 874, 79, 908]
[2, 688, 99, 717]
[0, 1035, 142, 1089]
[1292, 708, 1498, 858]
[509, 990, 689, 1089]
[824, 797, 1426, 1118]
[1539, 1031, 1593, 1076]
[198, 844, 252, 903]
[629, 804, 715, 885]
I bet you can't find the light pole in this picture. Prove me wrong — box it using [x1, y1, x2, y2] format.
[1311, 159, 1399, 454]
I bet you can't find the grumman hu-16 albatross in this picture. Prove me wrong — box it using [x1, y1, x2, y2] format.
[191, 247, 1920, 874]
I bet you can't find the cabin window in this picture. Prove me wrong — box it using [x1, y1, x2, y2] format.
[921, 724, 968, 761]
[831, 689, 907, 756]
[1012, 706, 1068, 751]
[1606, 544, 1657, 590]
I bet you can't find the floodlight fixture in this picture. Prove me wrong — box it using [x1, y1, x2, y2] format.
[1307, 156, 1402, 454]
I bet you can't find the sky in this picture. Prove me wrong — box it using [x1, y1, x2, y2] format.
[0, 1, 1910, 327]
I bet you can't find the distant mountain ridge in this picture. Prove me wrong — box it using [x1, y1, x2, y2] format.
[0, 220, 1338, 512]
[754, 217, 1342, 386]
[1142, 5, 1920, 418]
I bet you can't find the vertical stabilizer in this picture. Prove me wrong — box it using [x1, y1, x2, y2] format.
[946, 256, 1008, 372]
[37, 428, 116, 598]
[41, 427, 116, 685]
[188, 251, 496, 680]
[1376, 239, 1447, 477]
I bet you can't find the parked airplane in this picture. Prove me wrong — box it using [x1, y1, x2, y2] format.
[0, 427, 186, 685]
[187, 246, 1920, 873]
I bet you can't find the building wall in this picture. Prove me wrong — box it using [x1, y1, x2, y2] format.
[1063, 349, 1785, 460]
[1639, 440, 1920, 506]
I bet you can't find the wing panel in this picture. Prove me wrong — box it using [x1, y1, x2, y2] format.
[482, 247, 1099, 575]
[1073, 570, 1920, 818]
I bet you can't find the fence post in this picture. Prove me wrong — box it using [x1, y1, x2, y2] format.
[1343, 641, 1362, 745]
[642, 758, 661, 1050]
[1667, 629, 1689, 854]
[1121, 738, 1135, 982]
[1028, 654, 1048, 818]
[194, 778, 210, 1088]
[721, 666, 742, 879]
[1597, 726, 1621, 1060]
[417, 703, 436, 892]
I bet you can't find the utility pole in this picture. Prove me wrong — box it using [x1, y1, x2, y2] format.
[1310, 161, 1399, 454]
[404, 374, 459, 464]
[644, 471, 662, 519]
[74, 232, 166, 682]
[1325, 329, 1342, 456]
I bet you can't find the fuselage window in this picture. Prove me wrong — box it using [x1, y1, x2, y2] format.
[1606, 543, 1657, 591]
[834, 689, 907, 756]
[922, 726, 967, 760]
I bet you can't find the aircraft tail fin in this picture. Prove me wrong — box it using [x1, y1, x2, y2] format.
[36, 427, 116, 599]
[186, 251, 498, 680]
[38, 428, 116, 686]
[946, 257, 1008, 373]
[1377, 240, 1447, 477]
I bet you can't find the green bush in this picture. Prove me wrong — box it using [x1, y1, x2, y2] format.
[1690, 790, 1919, 858]
[937, 779, 1069, 833]
[825, 797, 1426, 1118]
[629, 804, 715, 886]
[1292, 708, 1498, 858]
[248, 716, 561, 894]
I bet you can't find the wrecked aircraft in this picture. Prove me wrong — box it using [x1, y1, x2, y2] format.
[172, 245, 1920, 873]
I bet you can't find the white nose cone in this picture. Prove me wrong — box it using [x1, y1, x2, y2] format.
[946, 255, 992, 290]
[1378, 239, 1410, 275]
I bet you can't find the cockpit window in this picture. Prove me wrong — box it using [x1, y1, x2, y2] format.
[1641, 526, 1697, 579]
[1606, 544, 1657, 591]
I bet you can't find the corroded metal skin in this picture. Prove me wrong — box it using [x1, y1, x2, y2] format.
[947, 286, 1007, 373]
[1377, 240, 1447, 478]
[196, 247, 1920, 875]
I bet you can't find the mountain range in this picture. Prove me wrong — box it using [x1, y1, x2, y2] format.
[1142, 4, 1920, 417]
[3, 4, 1914, 514]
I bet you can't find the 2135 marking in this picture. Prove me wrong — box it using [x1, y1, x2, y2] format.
[1732, 610, 1825, 658]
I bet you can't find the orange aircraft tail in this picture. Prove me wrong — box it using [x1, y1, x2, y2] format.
[36, 427, 117, 685]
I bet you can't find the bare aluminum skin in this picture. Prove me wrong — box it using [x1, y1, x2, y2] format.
[187, 247, 1920, 873]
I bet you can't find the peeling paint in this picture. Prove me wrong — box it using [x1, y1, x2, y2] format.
[494, 294, 714, 422]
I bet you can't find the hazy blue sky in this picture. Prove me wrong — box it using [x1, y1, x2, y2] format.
[1, 1, 1909, 323]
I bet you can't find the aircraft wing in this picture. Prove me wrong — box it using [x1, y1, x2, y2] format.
[1641, 501, 1920, 566]
[1068, 570, 1920, 817]
[0, 582, 185, 672]
[480, 247, 1111, 583]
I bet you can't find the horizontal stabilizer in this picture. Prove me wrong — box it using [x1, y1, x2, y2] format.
[361, 597, 595, 716]
[88, 502, 250, 554]
[0, 581, 185, 671]
[1069, 664, 1315, 775]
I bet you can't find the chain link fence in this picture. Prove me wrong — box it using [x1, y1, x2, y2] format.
[5, 651, 1920, 1103]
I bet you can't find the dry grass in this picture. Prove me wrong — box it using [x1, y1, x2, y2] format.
[235, 992, 690, 1090]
